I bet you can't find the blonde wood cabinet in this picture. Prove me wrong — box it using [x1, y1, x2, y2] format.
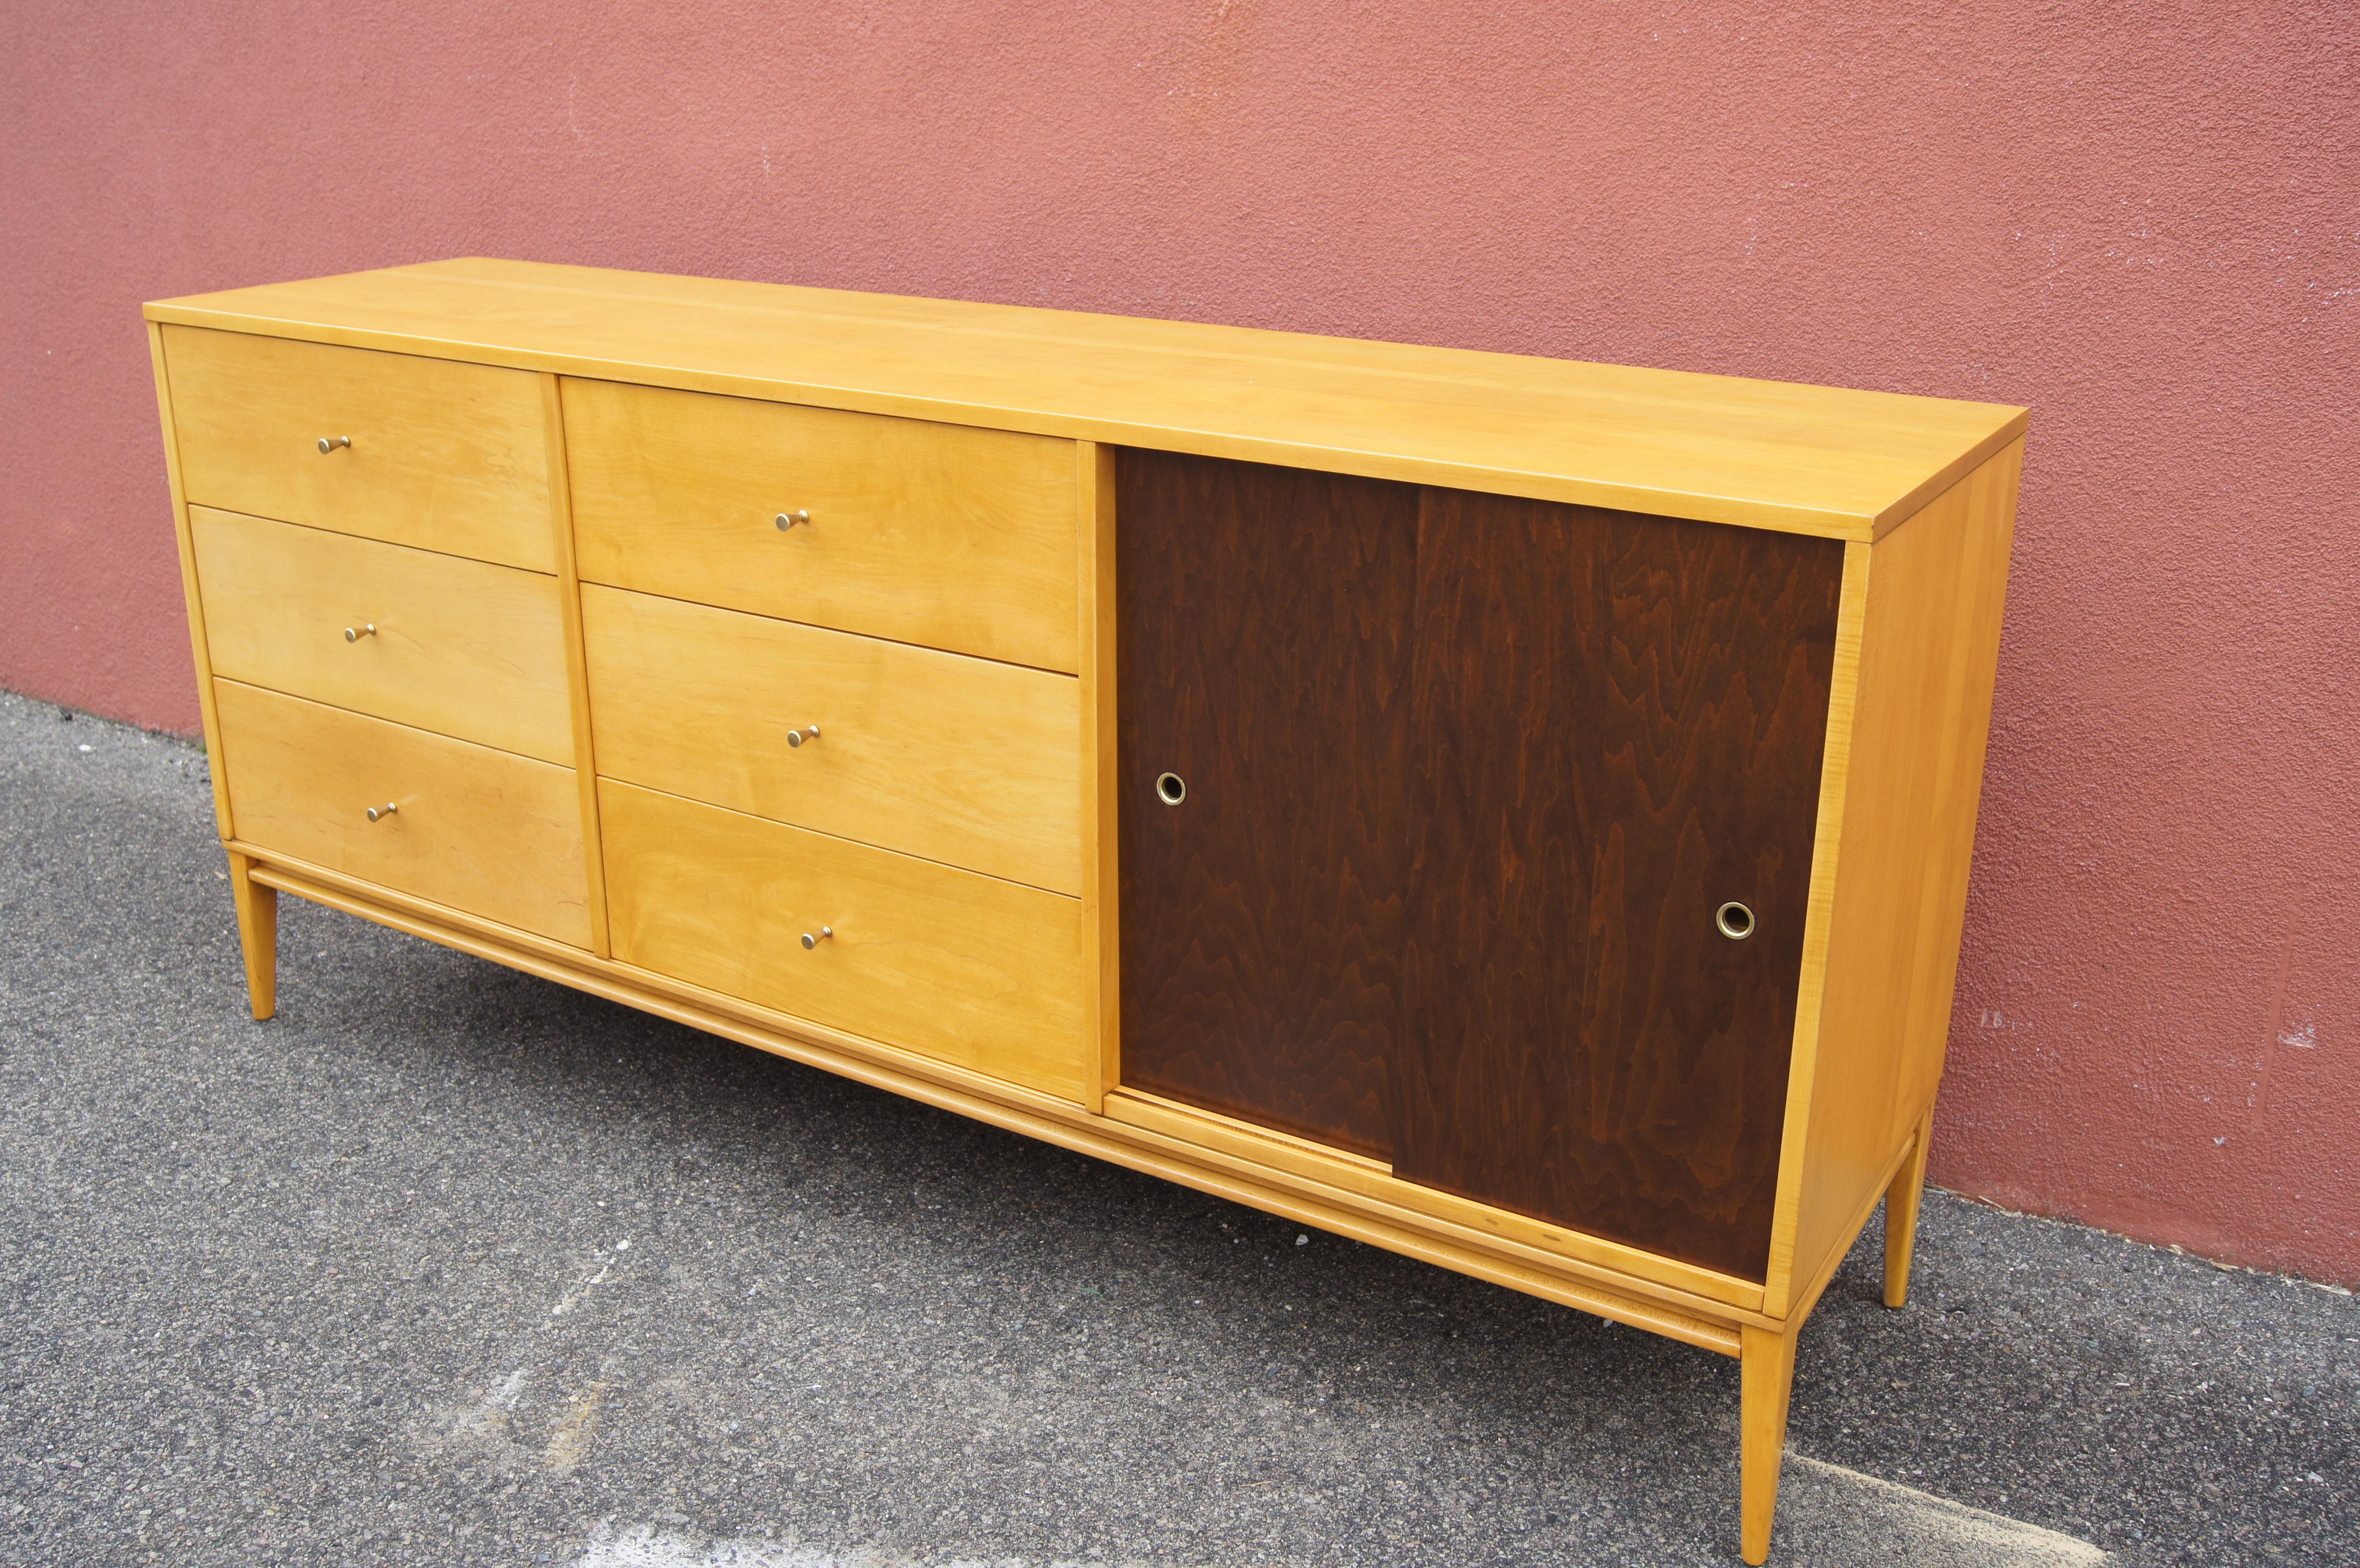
[147, 260, 2025, 1564]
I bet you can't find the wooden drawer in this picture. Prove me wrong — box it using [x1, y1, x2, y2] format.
[161, 326, 554, 572]
[214, 681, 590, 947]
[192, 507, 573, 764]
[563, 378, 1078, 671]
[582, 585, 1081, 894]
[600, 780, 1085, 1101]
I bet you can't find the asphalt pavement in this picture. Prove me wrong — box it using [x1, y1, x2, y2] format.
[1, 686, 2353, 1567]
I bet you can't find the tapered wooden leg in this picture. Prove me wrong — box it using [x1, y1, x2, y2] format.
[1883, 1109, 1935, 1309]
[226, 850, 277, 1020]
[1740, 1323, 1796, 1565]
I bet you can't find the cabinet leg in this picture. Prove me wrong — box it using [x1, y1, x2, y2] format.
[1883, 1109, 1935, 1309]
[227, 850, 277, 1021]
[1740, 1323, 1796, 1566]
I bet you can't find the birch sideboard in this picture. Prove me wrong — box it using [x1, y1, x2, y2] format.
[146, 259, 2024, 1563]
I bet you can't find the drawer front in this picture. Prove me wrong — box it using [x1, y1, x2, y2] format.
[582, 585, 1081, 894]
[162, 326, 554, 572]
[564, 378, 1078, 671]
[600, 779, 1085, 1102]
[192, 508, 573, 764]
[214, 681, 590, 947]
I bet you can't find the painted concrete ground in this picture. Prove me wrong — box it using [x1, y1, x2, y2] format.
[1, 688, 2351, 1567]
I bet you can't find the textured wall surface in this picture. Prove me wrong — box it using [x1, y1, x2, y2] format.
[4, 1, 2353, 1279]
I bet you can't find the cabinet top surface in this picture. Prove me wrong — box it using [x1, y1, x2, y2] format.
[150, 257, 2026, 540]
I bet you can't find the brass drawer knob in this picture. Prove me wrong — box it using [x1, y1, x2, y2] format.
[317, 435, 352, 454]
[1716, 901, 1755, 940]
[344, 623, 377, 643]
[774, 509, 811, 530]
[365, 801, 400, 822]
[786, 725, 821, 748]
[801, 925, 834, 950]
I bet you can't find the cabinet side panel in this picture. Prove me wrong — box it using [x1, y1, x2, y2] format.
[1397, 494, 1843, 1282]
[148, 321, 234, 837]
[1775, 440, 2023, 1315]
[1888, 443, 2022, 1142]
[1115, 450, 1418, 1159]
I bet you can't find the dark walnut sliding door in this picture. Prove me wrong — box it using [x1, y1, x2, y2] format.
[1392, 492, 1843, 1280]
[1114, 451, 1416, 1159]
[1116, 454, 1844, 1280]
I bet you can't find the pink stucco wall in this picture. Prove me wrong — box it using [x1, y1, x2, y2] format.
[5, 3, 2353, 1280]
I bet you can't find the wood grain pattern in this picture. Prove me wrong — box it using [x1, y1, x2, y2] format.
[149, 258, 2029, 541]
[1394, 492, 1844, 1282]
[564, 377, 1079, 671]
[148, 321, 237, 840]
[1765, 441, 2021, 1316]
[580, 585, 1082, 894]
[599, 780, 1087, 1102]
[1881, 445, 2024, 1152]
[189, 507, 574, 763]
[159, 325, 553, 571]
[1115, 451, 1418, 1159]
[212, 680, 591, 947]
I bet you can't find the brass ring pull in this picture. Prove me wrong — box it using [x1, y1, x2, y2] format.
[317, 436, 352, 454]
[774, 510, 811, 530]
[1715, 901, 1755, 940]
[1155, 772, 1187, 807]
[786, 725, 821, 748]
[365, 802, 400, 822]
[801, 925, 833, 950]
[344, 623, 376, 643]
